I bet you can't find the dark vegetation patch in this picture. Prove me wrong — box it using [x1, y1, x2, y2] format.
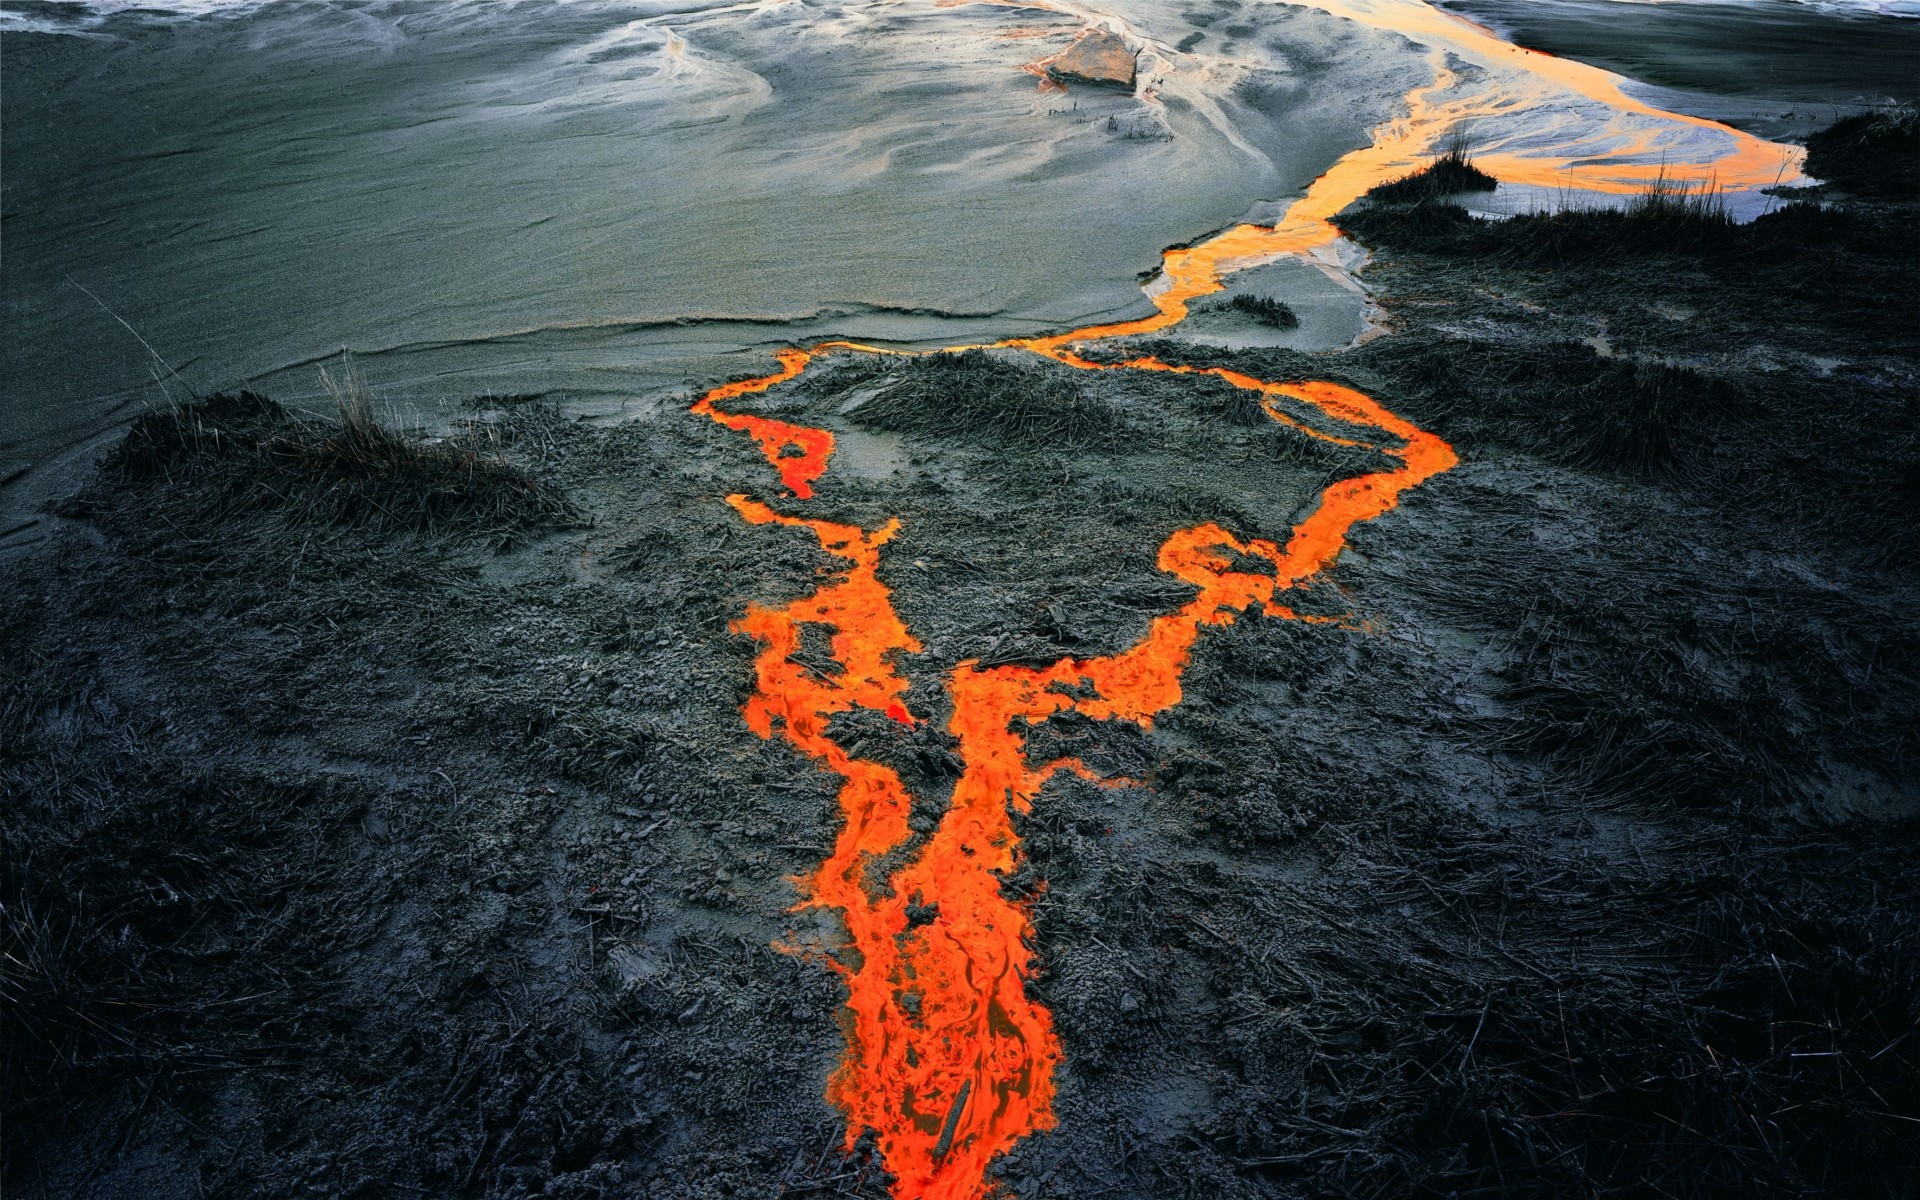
[1364, 139, 1499, 204]
[1, 744, 361, 1124]
[1339, 147, 1920, 276]
[1343, 180, 1757, 263]
[995, 437, 1920, 1197]
[1401, 847, 1920, 1200]
[1365, 339, 1736, 479]
[89, 387, 573, 538]
[1016, 783, 1920, 1199]
[1222, 294, 1300, 329]
[2, 399, 876, 1198]
[0, 657, 662, 1197]
[1805, 104, 1920, 196]
[846, 349, 1123, 450]
[1345, 333, 1918, 563]
[1316, 154, 1920, 565]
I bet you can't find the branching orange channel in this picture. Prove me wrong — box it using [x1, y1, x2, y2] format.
[694, 348, 1449, 1200]
[687, 4, 1799, 1196]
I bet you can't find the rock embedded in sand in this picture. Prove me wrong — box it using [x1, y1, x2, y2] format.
[1048, 30, 1136, 90]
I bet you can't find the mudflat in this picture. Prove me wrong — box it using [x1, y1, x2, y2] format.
[0, 1, 1420, 490]
[5, 2, 1919, 1197]
[7, 141, 1918, 1195]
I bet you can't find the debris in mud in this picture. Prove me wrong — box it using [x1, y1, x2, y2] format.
[1047, 30, 1136, 90]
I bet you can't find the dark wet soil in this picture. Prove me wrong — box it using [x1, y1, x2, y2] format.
[1438, 0, 1920, 107]
[5, 167, 1919, 1198]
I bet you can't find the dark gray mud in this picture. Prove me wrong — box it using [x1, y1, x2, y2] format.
[1437, 0, 1920, 106]
[6, 161, 1920, 1198]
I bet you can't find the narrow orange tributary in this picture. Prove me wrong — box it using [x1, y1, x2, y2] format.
[691, 217, 1455, 1200]
[697, 339, 1448, 1198]
[687, 6, 1797, 1196]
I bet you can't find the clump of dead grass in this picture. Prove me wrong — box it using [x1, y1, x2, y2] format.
[1806, 103, 1920, 196]
[848, 349, 1124, 450]
[1222, 294, 1300, 329]
[97, 359, 572, 537]
[1366, 133, 1499, 204]
[0, 673, 362, 1126]
[1348, 149, 1760, 264]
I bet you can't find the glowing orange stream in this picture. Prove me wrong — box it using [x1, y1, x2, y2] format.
[698, 344, 1446, 1199]
[685, 3, 1799, 1196]
[693, 242, 1457, 1198]
[690, 349, 832, 498]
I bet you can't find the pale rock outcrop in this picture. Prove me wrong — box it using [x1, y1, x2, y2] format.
[1047, 29, 1136, 90]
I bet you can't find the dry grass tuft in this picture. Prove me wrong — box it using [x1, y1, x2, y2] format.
[1366, 133, 1499, 204]
[1806, 103, 1920, 196]
[97, 360, 573, 537]
[1222, 294, 1299, 329]
[848, 349, 1124, 450]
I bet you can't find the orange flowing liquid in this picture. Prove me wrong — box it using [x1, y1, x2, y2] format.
[694, 339, 1454, 1200]
[1297, 0, 1801, 195]
[699, 352, 1449, 1200]
[688, 4, 1796, 1195]
[690, 349, 831, 498]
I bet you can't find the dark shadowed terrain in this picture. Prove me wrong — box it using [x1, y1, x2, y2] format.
[1439, 0, 1920, 106]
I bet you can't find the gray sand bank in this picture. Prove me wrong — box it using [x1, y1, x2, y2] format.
[0, 0, 1421, 496]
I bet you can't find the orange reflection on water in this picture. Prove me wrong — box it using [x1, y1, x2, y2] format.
[1300, 0, 1801, 194]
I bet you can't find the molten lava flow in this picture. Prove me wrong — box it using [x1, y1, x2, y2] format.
[684, 5, 1807, 1196]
